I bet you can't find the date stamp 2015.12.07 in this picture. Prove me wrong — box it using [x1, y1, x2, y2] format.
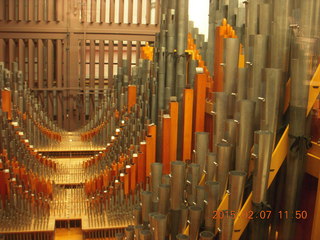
[212, 210, 308, 220]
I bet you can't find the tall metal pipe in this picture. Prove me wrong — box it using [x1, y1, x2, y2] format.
[154, 214, 167, 240]
[228, 171, 247, 213]
[194, 132, 209, 174]
[261, 68, 282, 148]
[170, 161, 186, 210]
[151, 163, 163, 209]
[140, 230, 152, 240]
[158, 184, 170, 215]
[125, 226, 135, 240]
[204, 181, 219, 231]
[133, 205, 142, 225]
[189, 205, 202, 240]
[213, 92, 228, 152]
[216, 143, 232, 200]
[141, 191, 152, 225]
[235, 100, 255, 172]
[221, 211, 234, 240]
[206, 152, 217, 182]
[225, 119, 238, 170]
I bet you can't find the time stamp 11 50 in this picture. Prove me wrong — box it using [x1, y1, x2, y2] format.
[212, 210, 308, 220]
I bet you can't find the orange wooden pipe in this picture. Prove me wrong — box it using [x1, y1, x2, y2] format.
[128, 85, 137, 112]
[182, 88, 194, 161]
[1, 89, 12, 120]
[162, 114, 171, 174]
[169, 101, 178, 162]
[193, 73, 207, 133]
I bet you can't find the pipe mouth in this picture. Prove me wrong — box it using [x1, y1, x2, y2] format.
[195, 132, 209, 135]
[152, 162, 163, 166]
[207, 152, 217, 157]
[142, 191, 152, 196]
[217, 142, 232, 147]
[176, 234, 189, 239]
[229, 170, 247, 176]
[205, 181, 219, 186]
[171, 161, 185, 166]
[154, 214, 166, 220]
[189, 163, 200, 167]
[189, 205, 202, 211]
[200, 231, 214, 237]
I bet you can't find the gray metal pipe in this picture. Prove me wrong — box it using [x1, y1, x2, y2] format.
[141, 191, 153, 225]
[216, 143, 233, 200]
[235, 100, 255, 173]
[189, 205, 202, 240]
[206, 152, 218, 182]
[221, 211, 234, 240]
[154, 214, 167, 240]
[228, 171, 247, 213]
[151, 163, 163, 208]
[225, 119, 238, 171]
[252, 130, 273, 204]
[194, 132, 209, 174]
[213, 92, 228, 152]
[204, 181, 219, 231]
[170, 161, 186, 210]
[158, 184, 170, 215]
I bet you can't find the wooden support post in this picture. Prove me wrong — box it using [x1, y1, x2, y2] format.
[27, 0, 34, 21]
[137, 0, 142, 24]
[0, 39, 4, 62]
[81, 0, 87, 22]
[80, 39, 86, 88]
[127, 41, 132, 75]
[100, 0, 106, 23]
[28, 39, 35, 88]
[8, 0, 14, 21]
[18, 39, 25, 74]
[91, 0, 96, 23]
[8, 39, 15, 71]
[56, 39, 63, 126]
[118, 41, 123, 67]
[18, 0, 24, 21]
[37, 39, 44, 89]
[47, 0, 53, 21]
[128, 0, 133, 24]
[155, 0, 160, 25]
[109, 0, 115, 23]
[99, 40, 105, 90]
[119, 0, 124, 24]
[146, 0, 151, 25]
[182, 88, 194, 161]
[0, 0, 4, 21]
[108, 41, 114, 87]
[47, 39, 54, 118]
[37, 0, 44, 22]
